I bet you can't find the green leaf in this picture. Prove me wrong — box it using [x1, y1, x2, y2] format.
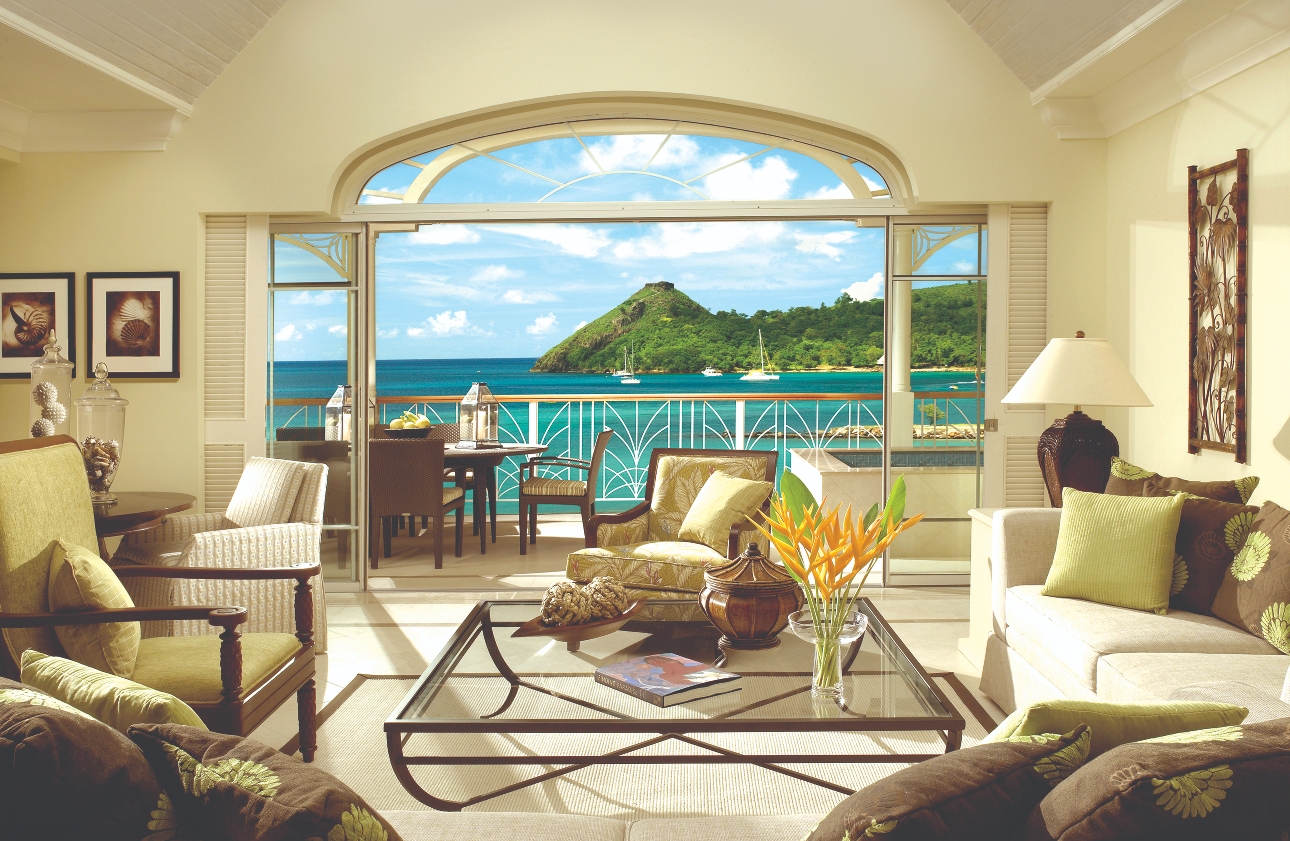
[779, 470, 819, 523]
[863, 503, 880, 531]
[885, 475, 907, 527]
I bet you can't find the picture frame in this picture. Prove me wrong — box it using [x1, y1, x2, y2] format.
[0, 272, 75, 379]
[1187, 149, 1247, 463]
[87, 272, 180, 378]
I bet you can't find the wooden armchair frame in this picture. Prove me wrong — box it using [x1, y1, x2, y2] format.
[582, 447, 778, 558]
[0, 559, 321, 761]
[518, 429, 612, 555]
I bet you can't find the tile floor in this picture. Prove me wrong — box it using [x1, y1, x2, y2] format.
[250, 515, 1005, 753]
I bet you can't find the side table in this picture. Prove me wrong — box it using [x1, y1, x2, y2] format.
[957, 507, 1000, 670]
[92, 491, 196, 560]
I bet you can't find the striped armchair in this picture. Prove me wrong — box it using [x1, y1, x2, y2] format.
[115, 457, 329, 652]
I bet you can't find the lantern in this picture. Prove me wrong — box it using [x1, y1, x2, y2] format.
[457, 382, 500, 449]
[29, 329, 74, 439]
[75, 363, 128, 503]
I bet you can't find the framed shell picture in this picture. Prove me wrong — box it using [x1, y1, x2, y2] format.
[0, 272, 75, 378]
[1188, 150, 1247, 463]
[87, 272, 180, 378]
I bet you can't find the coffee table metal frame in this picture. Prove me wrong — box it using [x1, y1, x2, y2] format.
[385, 597, 964, 811]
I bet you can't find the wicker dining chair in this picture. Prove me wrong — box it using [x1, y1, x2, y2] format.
[368, 438, 465, 569]
[518, 429, 613, 555]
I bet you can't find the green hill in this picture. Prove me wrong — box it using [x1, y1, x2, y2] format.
[531, 281, 982, 373]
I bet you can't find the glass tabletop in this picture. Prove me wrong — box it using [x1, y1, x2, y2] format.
[391, 598, 960, 732]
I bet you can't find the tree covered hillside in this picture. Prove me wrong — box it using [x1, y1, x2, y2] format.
[531, 281, 982, 373]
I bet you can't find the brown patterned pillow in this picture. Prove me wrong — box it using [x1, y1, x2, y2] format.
[0, 677, 164, 841]
[1022, 718, 1290, 840]
[1140, 482, 1258, 615]
[1104, 456, 1258, 504]
[1211, 501, 1290, 652]
[806, 727, 1090, 841]
[131, 723, 404, 841]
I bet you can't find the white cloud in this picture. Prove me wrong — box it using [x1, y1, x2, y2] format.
[495, 224, 612, 258]
[613, 221, 784, 259]
[377, 328, 400, 338]
[503, 288, 559, 304]
[288, 290, 338, 306]
[275, 324, 303, 342]
[525, 313, 558, 335]
[582, 134, 701, 173]
[471, 264, 523, 283]
[405, 327, 425, 337]
[360, 195, 401, 205]
[954, 260, 976, 273]
[400, 273, 485, 301]
[701, 155, 797, 201]
[428, 310, 471, 336]
[409, 225, 480, 245]
[574, 320, 588, 331]
[843, 272, 884, 301]
[328, 324, 347, 335]
[794, 230, 857, 260]
[805, 183, 853, 200]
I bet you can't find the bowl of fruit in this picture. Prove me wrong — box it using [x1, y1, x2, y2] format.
[385, 410, 434, 438]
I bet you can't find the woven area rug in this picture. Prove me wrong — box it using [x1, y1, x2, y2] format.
[296, 672, 999, 820]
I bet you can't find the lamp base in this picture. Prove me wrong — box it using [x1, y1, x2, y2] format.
[1037, 411, 1120, 507]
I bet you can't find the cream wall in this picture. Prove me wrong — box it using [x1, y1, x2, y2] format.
[1107, 47, 1290, 504]
[0, 0, 1107, 504]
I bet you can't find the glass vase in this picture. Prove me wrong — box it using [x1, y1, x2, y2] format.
[789, 609, 868, 698]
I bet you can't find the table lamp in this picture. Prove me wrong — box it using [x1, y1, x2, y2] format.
[1002, 332, 1151, 506]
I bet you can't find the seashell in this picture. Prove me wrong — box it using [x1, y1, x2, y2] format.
[31, 381, 58, 407]
[116, 298, 151, 323]
[80, 436, 121, 492]
[10, 303, 49, 346]
[116, 318, 152, 347]
[31, 419, 54, 438]
[41, 402, 67, 426]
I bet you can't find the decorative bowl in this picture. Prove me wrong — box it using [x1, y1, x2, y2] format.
[512, 599, 645, 649]
[384, 426, 431, 439]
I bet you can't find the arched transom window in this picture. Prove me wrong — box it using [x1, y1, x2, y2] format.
[359, 119, 892, 205]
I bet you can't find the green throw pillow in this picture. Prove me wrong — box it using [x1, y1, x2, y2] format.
[20, 649, 206, 733]
[677, 471, 773, 553]
[1042, 488, 1184, 614]
[985, 699, 1248, 759]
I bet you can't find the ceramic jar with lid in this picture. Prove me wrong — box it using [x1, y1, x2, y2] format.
[698, 542, 804, 653]
[75, 363, 128, 503]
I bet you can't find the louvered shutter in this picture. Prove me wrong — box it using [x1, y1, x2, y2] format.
[1006, 206, 1048, 390]
[205, 216, 247, 419]
[1004, 436, 1045, 507]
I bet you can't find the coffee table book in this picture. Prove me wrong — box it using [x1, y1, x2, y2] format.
[594, 653, 742, 707]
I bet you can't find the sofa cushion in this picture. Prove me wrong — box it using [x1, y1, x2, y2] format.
[806, 727, 1091, 841]
[384, 810, 625, 840]
[1022, 717, 1290, 840]
[1042, 489, 1183, 615]
[1170, 682, 1290, 724]
[48, 539, 140, 678]
[131, 723, 404, 841]
[1096, 653, 1289, 702]
[20, 649, 206, 733]
[0, 676, 164, 841]
[985, 698, 1248, 759]
[224, 457, 305, 528]
[1211, 500, 1290, 653]
[1104, 455, 1258, 503]
[677, 471, 772, 553]
[567, 541, 725, 594]
[1005, 585, 1276, 693]
[1144, 489, 1257, 615]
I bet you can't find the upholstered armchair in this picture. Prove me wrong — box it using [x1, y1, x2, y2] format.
[0, 437, 319, 759]
[115, 457, 328, 652]
[566, 448, 778, 611]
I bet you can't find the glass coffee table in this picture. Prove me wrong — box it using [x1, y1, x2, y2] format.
[386, 598, 964, 811]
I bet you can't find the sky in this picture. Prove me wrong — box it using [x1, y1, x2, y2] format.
[270, 133, 983, 361]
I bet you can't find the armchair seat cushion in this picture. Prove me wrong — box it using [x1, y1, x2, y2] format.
[567, 541, 724, 594]
[522, 476, 587, 497]
[112, 539, 188, 567]
[442, 485, 464, 505]
[131, 634, 301, 704]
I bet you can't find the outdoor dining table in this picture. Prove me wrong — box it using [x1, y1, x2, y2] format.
[443, 443, 547, 554]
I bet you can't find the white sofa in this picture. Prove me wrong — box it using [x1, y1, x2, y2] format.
[382, 811, 819, 840]
[979, 508, 1290, 715]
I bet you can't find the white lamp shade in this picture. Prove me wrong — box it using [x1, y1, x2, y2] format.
[1002, 337, 1152, 407]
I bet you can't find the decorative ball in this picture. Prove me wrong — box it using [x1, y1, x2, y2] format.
[41, 401, 67, 425]
[31, 381, 58, 408]
[583, 576, 629, 621]
[31, 418, 55, 438]
[541, 580, 592, 626]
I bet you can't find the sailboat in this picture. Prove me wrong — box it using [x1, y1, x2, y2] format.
[740, 330, 779, 381]
[621, 343, 641, 385]
[612, 347, 630, 378]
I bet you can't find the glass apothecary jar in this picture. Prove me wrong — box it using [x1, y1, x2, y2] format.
[75, 363, 128, 503]
[29, 330, 74, 439]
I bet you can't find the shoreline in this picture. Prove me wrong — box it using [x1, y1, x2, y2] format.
[555, 366, 979, 375]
